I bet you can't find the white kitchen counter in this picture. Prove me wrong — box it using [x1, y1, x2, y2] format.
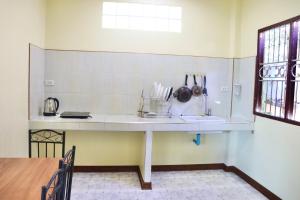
[29, 114, 254, 132]
[29, 114, 253, 187]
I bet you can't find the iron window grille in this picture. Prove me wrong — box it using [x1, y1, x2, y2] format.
[254, 15, 300, 126]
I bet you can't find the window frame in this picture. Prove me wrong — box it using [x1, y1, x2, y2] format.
[253, 15, 300, 126]
[101, 2, 182, 33]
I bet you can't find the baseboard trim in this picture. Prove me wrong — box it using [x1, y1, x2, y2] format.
[74, 165, 151, 190]
[73, 165, 138, 172]
[225, 166, 281, 200]
[74, 164, 281, 199]
[152, 163, 226, 171]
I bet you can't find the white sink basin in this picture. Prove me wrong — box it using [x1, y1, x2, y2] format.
[180, 115, 226, 123]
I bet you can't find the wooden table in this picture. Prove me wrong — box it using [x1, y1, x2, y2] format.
[0, 158, 60, 200]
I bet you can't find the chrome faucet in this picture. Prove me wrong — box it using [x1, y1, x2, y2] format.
[167, 99, 173, 118]
[204, 95, 212, 116]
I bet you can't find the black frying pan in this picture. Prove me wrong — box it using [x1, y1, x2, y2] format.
[174, 74, 192, 103]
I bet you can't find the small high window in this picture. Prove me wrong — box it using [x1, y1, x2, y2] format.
[102, 2, 182, 32]
[254, 15, 300, 125]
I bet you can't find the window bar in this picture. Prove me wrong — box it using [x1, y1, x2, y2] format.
[274, 80, 279, 116]
[269, 80, 274, 114]
[279, 80, 284, 117]
[277, 27, 283, 115]
[53, 143, 56, 157]
[294, 21, 300, 120]
[274, 27, 281, 116]
[265, 31, 269, 63]
[37, 142, 40, 157]
[264, 81, 269, 113]
[285, 21, 299, 119]
[273, 28, 277, 62]
[267, 30, 273, 113]
[270, 28, 276, 115]
[46, 142, 48, 158]
[298, 21, 300, 60]
[278, 26, 281, 62]
[283, 25, 287, 62]
[281, 24, 289, 118]
[268, 31, 271, 63]
[294, 80, 299, 119]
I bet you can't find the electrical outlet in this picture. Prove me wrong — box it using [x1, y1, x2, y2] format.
[45, 80, 55, 86]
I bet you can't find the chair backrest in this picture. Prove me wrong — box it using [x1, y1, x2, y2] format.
[41, 168, 66, 200]
[29, 129, 65, 158]
[59, 146, 76, 200]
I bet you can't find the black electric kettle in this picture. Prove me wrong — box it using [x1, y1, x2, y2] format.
[43, 97, 59, 116]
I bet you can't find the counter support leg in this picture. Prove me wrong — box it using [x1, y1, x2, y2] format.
[138, 130, 152, 190]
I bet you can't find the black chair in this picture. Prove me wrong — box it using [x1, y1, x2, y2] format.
[41, 168, 66, 200]
[60, 146, 76, 200]
[29, 129, 65, 158]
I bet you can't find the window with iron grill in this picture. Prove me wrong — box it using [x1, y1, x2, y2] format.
[254, 15, 300, 125]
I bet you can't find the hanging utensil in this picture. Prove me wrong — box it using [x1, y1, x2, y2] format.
[203, 75, 208, 96]
[167, 87, 173, 101]
[162, 87, 168, 101]
[157, 83, 162, 98]
[192, 74, 202, 96]
[173, 75, 192, 103]
[164, 87, 170, 101]
[202, 75, 208, 115]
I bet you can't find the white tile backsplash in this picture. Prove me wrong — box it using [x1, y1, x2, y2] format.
[29, 45, 45, 118]
[231, 57, 255, 121]
[28, 49, 237, 117]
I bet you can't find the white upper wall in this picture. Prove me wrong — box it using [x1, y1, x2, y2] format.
[45, 0, 237, 58]
[237, 0, 300, 57]
[45, 0, 300, 58]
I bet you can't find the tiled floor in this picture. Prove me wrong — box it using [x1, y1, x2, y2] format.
[71, 170, 267, 200]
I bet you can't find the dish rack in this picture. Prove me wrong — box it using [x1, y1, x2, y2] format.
[137, 96, 173, 118]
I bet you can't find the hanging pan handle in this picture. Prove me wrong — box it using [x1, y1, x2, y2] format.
[193, 74, 197, 85]
[185, 74, 188, 86]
